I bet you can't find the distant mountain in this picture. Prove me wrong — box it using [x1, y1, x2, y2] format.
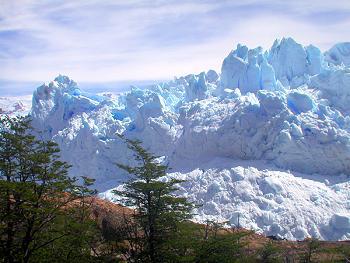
[14, 37, 350, 240]
[0, 95, 32, 116]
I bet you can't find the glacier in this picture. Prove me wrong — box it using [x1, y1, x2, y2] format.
[23, 37, 350, 240]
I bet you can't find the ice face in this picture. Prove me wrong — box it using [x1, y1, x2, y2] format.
[28, 37, 350, 240]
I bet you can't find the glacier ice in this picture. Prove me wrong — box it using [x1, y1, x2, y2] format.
[26, 37, 350, 240]
[325, 42, 350, 67]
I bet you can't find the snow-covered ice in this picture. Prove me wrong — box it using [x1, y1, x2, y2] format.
[8, 37, 350, 240]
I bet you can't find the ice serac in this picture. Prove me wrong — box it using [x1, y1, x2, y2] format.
[221, 38, 325, 95]
[325, 42, 350, 66]
[206, 69, 219, 83]
[28, 37, 350, 240]
[31, 75, 100, 138]
[309, 68, 350, 114]
[221, 44, 277, 94]
[268, 37, 308, 87]
[306, 44, 323, 76]
[220, 47, 248, 91]
[260, 56, 277, 90]
[185, 72, 208, 102]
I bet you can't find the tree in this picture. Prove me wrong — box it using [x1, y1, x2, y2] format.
[194, 221, 250, 263]
[113, 136, 195, 262]
[33, 177, 103, 263]
[0, 115, 99, 262]
[257, 241, 282, 263]
[301, 238, 320, 263]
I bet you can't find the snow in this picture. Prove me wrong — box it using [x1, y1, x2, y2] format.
[6, 37, 350, 240]
[0, 95, 32, 116]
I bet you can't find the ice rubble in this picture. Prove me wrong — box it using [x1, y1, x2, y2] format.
[28, 38, 350, 240]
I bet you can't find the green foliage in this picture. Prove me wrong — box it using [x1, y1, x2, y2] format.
[196, 234, 246, 263]
[113, 135, 196, 262]
[161, 221, 203, 263]
[300, 238, 321, 263]
[257, 241, 282, 263]
[194, 221, 251, 263]
[338, 244, 350, 262]
[0, 115, 101, 262]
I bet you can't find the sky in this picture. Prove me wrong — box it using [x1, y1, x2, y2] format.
[1, 0, 350, 94]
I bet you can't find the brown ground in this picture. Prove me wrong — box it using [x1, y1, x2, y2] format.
[87, 197, 350, 262]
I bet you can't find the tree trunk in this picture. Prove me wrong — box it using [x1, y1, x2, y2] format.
[147, 191, 156, 263]
[5, 222, 14, 263]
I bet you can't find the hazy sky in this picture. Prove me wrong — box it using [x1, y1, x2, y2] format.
[1, 0, 350, 87]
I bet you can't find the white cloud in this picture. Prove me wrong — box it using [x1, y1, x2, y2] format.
[0, 0, 349, 85]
